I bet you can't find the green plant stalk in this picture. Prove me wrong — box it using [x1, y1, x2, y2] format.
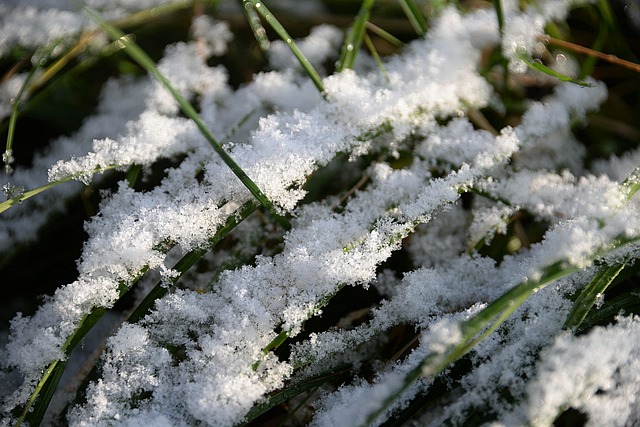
[242, 0, 325, 96]
[517, 52, 595, 87]
[85, 7, 291, 230]
[4, 40, 66, 175]
[337, 0, 376, 72]
[399, 0, 427, 36]
[577, 291, 640, 333]
[491, 0, 511, 92]
[365, 22, 404, 48]
[15, 279, 137, 427]
[1, 164, 127, 215]
[0, 178, 70, 214]
[364, 33, 388, 80]
[563, 262, 624, 333]
[242, 0, 271, 52]
[361, 260, 582, 425]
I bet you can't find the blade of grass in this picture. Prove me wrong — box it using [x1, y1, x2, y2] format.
[541, 36, 640, 74]
[336, 0, 377, 72]
[399, 0, 427, 36]
[364, 33, 389, 80]
[17, 201, 258, 426]
[127, 200, 259, 323]
[14, 277, 140, 427]
[361, 232, 640, 426]
[242, 0, 271, 52]
[242, 0, 325, 96]
[577, 291, 640, 333]
[365, 22, 404, 48]
[563, 262, 625, 333]
[517, 51, 596, 86]
[3, 40, 66, 175]
[0, 164, 128, 215]
[85, 7, 291, 230]
[1, 180, 65, 214]
[563, 168, 640, 332]
[241, 364, 351, 424]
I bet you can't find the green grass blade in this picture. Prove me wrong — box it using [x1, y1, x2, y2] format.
[242, 0, 325, 95]
[84, 7, 291, 230]
[15, 304, 107, 427]
[492, 0, 504, 34]
[364, 32, 389, 80]
[518, 51, 595, 87]
[1, 164, 132, 215]
[242, 364, 351, 424]
[365, 22, 404, 48]
[336, 0, 377, 72]
[399, 0, 427, 36]
[622, 167, 640, 200]
[4, 40, 65, 175]
[1, 179, 70, 214]
[563, 263, 624, 333]
[362, 232, 640, 425]
[242, 0, 271, 52]
[127, 200, 258, 323]
[577, 291, 640, 333]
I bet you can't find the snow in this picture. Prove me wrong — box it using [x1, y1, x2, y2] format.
[2, 0, 638, 426]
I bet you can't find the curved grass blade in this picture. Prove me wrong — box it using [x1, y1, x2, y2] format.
[399, 0, 427, 36]
[0, 164, 128, 215]
[14, 280, 138, 427]
[242, 0, 325, 96]
[336, 0, 376, 72]
[517, 51, 595, 87]
[3, 40, 66, 175]
[85, 7, 291, 230]
[16, 201, 257, 426]
[577, 291, 640, 333]
[563, 168, 640, 332]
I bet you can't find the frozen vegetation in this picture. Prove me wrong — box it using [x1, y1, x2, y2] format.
[1, 0, 639, 425]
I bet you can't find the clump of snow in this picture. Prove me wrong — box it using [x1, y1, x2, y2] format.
[501, 315, 640, 427]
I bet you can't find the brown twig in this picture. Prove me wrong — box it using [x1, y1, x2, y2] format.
[540, 35, 640, 73]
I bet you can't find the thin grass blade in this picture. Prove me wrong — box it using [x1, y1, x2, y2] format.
[336, 0, 376, 72]
[84, 7, 290, 229]
[242, 0, 325, 95]
[518, 52, 595, 86]
[399, 0, 427, 36]
[127, 200, 258, 323]
[563, 262, 625, 333]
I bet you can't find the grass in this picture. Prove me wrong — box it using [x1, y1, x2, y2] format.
[1, 0, 640, 426]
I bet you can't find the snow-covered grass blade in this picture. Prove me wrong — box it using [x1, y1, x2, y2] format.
[1, 1, 640, 426]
